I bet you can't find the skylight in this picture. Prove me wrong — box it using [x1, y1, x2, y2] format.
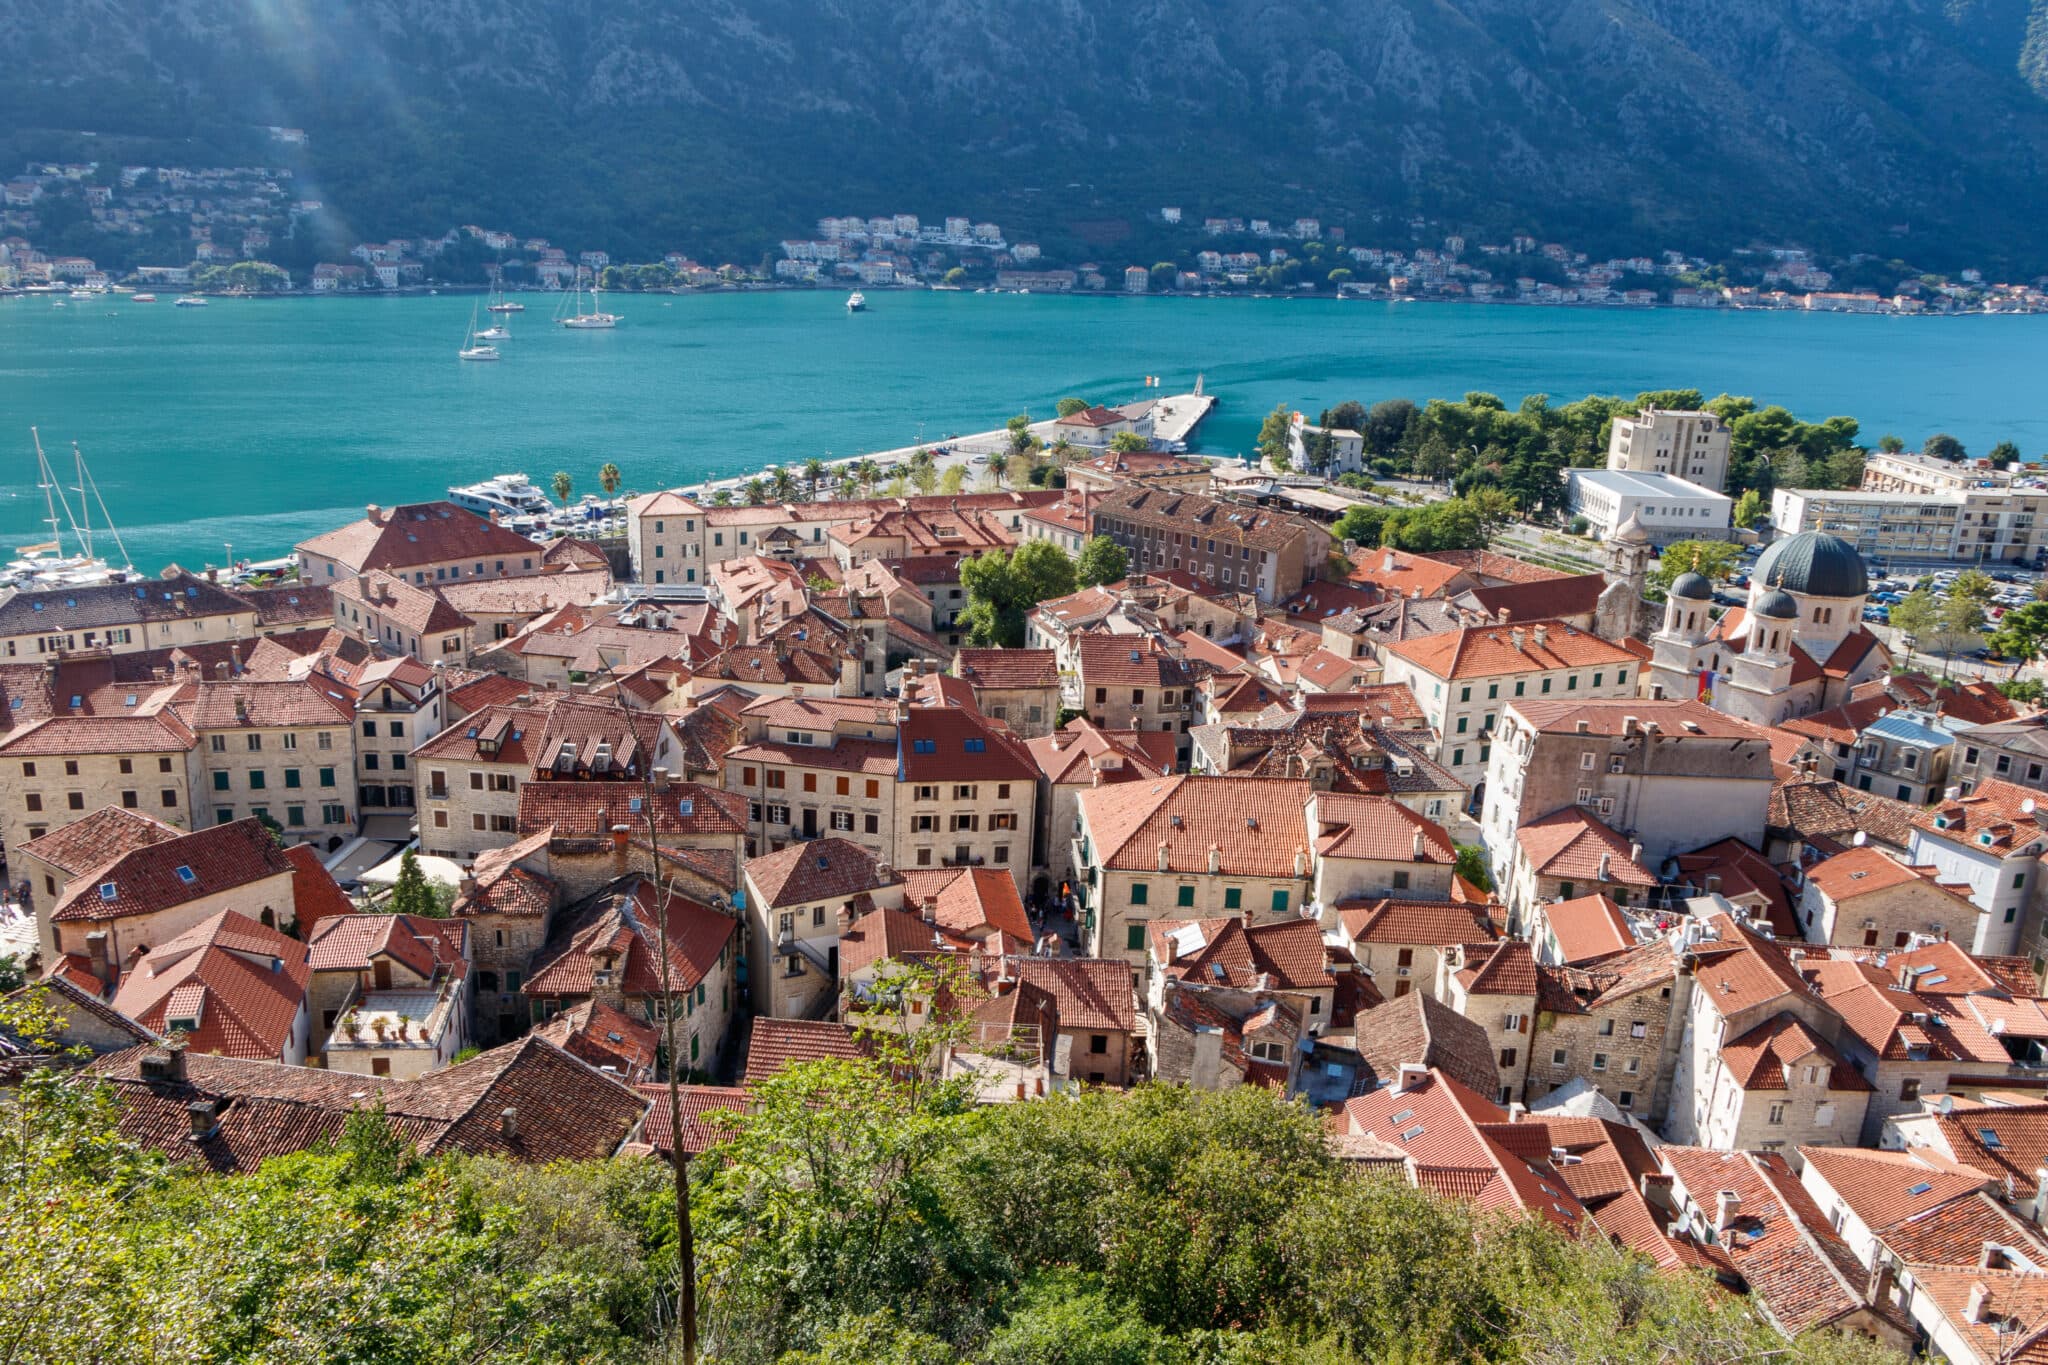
[1906, 1182, 1934, 1197]
[98, 882, 117, 900]
[175, 865, 196, 884]
[1982, 1130, 2005, 1149]
[1401, 1124, 1425, 1141]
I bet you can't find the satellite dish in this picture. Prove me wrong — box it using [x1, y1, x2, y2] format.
[1853, 831, 1868, 846]
[2026, 799, 2039, 816]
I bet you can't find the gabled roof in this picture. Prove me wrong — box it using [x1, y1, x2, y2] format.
[14, 805, 180, 875]
[514, 780, 746, 841]
[532, 1000, 662, 1077]
[1514, 808, 1655, 887]
[1354, 991, 1502, 1099]
[953, 648, 1058, 690]
[306, 913, 465, 981]
[524, 878, 736, 1001]
[1338, 897, 1497, 948]
[1928, 1100, 2048, 1199]
[1310, 792, 1455, 864]
[1345, 547, 1465, 598]
[1025, 719, 1174, 786]
[281, 845, 357, 935]
[898, 866, 1033, 943]
[1148, 917, 1331, 992]
[50, 817, 293, 924]
[1014, 958, 1135, 1034]
[1537, 894, 1635, 965]
[1660, 1147, 1907, 1337]
[1719, 1013, 1869, 1092]
[636, 1083, 748, 1156]
[296, 500, 541, 572]
[1686, 913, 1811, 1019]
[743, 1017, 867, 1085]
[1916, 778, 2048, 856]
[1798, 1145, 1991, 1233]
[110, 910, 309, 1059]
[1453, 573, 1607, 624]
[1454, 940, 1540, 998]
[896, 704, 1036, 783]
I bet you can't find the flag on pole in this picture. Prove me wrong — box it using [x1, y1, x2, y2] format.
[1698, 668, 1715, 704]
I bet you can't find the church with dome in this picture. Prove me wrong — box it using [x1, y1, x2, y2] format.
[1642, 526, 1891, 725]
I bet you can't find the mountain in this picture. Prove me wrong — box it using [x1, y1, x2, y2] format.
[7, 0, 2048, 270]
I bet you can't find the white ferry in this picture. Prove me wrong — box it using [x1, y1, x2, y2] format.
[448, 473, 553, 520]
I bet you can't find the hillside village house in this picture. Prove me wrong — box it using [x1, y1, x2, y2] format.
[1089, 486, 1331, 605]
[307, 913, 470, 1077]
[0, 575, 259, 660]
[743, 837, 906, 1020]
[1795, 845, 1987, 952]
[110, 910, 313, 1064]
[1905, 780, 2048, 962]
[0, 711, 204, 854]
[295, 501, 546, 585]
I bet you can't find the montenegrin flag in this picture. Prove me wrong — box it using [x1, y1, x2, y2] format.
[1698, 669, 1715, 705]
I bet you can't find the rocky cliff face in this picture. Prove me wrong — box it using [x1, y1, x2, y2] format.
[7, 0, 2047, 266]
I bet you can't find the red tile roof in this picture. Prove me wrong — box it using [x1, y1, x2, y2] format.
[282, 844, 356, 934]
[953, 648, 1059, 690]
[636, 1082, 748, 1155]
[50, 818, 293, 924]
[514, 780, 747, 840]
[524, 880, 736, 1002]
[1310, 792, 1455, 864]
[1386, 619, 1635, 681]
[1719, 1013, 1869, 1092]
[743, 1017, 868, 1084]
[745, 837, 901, 910]
[1514, 808, 1656, 887]
[1014, 958, 1135, 1034]
[297, 500, 542, 573]
[897, 704, 1037, 783]
[306, 913, 464, 981]
[0, 711, 196, 756]
[1026, 719, 1175, 786]
[14, 806, 180, 875]
[1799, 1145, 1991, 1232]
[1346, 547, 1466, 598]
[898, 867, 1033, 942]
[1338, 897, 1497, 947]
[1916, 778, 2048, 855]
[532, 1000, 662, 1078]
[1148, 917, 1331, 992]
[111, 910, 309, 1059]
[1537, 894, 1635, 965]
[1078, 774, 1313, 878]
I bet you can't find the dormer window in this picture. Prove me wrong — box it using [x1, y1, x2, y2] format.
[98, 882, 117, 901]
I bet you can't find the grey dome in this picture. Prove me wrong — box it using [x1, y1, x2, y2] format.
[1754, 588, 1799, 619]
[1670, 571, 1713, 600]
[1753, 531, 1869, 599]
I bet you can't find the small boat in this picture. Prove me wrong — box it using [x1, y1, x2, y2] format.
[557, 269, 620, 329]
[50, 299, 65, 309]
[486, 282, 524, 313]
[476, 323, 511, 341]
[68, 289, 94, 300]
[458, 303, 500, 361]
[449, 473, 552, 520]
[132, 293, 157, 303]
[846, 291, 867, 313]
[175, 296, 208, 308]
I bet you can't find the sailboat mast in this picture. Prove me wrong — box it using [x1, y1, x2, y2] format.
[31, 428, 63, 550]
[70, 443, 94, 559]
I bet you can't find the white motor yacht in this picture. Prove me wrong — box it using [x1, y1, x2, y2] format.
[448, 473, 553, 520]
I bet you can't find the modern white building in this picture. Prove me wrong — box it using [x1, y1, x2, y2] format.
[1567, 469, 1732, 547]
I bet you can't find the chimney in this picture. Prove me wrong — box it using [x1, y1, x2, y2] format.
[1395, 1062, 1430, 1094]
[1207, 842, 1222, 874]
[1412, 830, 1426, 861]
[1597, 851, 1612, 882]
[652, 767, 672, 792]
[920, 895, 938, 925]
[366, 504, 383, 524]
[1532, 624, 1548, 649]
[186, 1100, 220, 1142]
[499, 1106, 519, 1143]
[1048, 731, 1064, 752]
[1628, 841, 1643, 867]
[1714, 1189, 1743, 1234]
[1511, 627, 1526, 653]
[2031, 1169, 2048, 1226]
[1157, 840, 1171, 873]
[83, 930, 113, 988]
[875, 861, 893, 884]
[1381, 550, 1395, 573]
[1867, 1261, 1894, 1308]
[1293, 842, 1308, 878]
[137, 1044, 186, 1084]
[609, 823, 631, 852]
[1166, 1018, 1222, 1090]
[1966, 1280, 1991, 1324]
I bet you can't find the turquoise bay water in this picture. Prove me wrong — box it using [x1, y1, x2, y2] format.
[3, 289, 2048, 571]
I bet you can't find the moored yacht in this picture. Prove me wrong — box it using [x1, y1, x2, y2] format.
[448, 473, 553, 521]
[846, 291, 867, 312]
[175, 295, 208, 307]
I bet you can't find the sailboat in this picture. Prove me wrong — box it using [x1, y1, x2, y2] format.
[559, 268, 620, 329]
[2, 430, 136, 590]
[486, 281, 524, 314]
[458, 303, 501, 362]
[475, 313, 511, 342]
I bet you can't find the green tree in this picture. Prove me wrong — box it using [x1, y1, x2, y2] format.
[1647, 540, 1743, 595]
[1075, 535, 1130, 587]
[1877, 433, 1906, 453]
[986, 451, 1009, 487]
[910, 461, 938, 496]
[1951, 569, 1997, 608]
[1990, 440, 2024, 466]
[942, 267, 967, 286]
[770, 467, 797, 503]
[959, 542, 1078, 647]
[1055, 397, 1090, 418]
[1930, 592, 1988, 676]
[712, 488, 736, 507]
[1732, 488, 1765, 529]
[1886, 588, 1939, 669]
[598, 462, 622, 497]
[803, 458, 827, 501]
[1453, 844, 1494, 892]
[1007, 414, 1035, 455]
[1331, 503, 1388, 549]
[0, 955, 22, 993]
[1256, 404, 1293, 467]
[1108, 431, 1150, 455]
[1989, 601, 2048, 674]
[939, 465, 966, 496]
[742, 478, 768, 507]
[386, 848, 446, 918]
[1924, 433, 1967, 462]
[551, 470, 574, 506]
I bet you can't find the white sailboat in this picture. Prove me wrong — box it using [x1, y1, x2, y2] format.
[2, 430, 136, 590]
[486, 281, 524, 314]
[458, 304, 501, 362]
[559, 269, 620, 329]
[476, 317, 511, 341]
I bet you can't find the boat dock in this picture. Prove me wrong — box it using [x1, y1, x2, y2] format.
[1121, 391, 1215, 448]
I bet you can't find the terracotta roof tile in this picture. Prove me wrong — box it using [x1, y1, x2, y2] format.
[1385, 619, 1635, 680]
[1799, 1145, 1992, 1232]
[1148, 917, 1332, 992]
[745, 837, 901, 910]
[1077, 774, 1313, 878]
[636, 1083, 748, 1155]
[51, 818, 292, 924]
[898, 867, 1033, 942]
[953, 648, 1059, 690]
[111, 910, 309, 1059]
[743, 1017, 868, 1084]
[15, 806, 180, 875]
[1514, 808, 1655, 886]
[1014, 958, 1135, 1034]
[1310, 792, 1455, 864]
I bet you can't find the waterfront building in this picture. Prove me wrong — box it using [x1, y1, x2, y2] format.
[296, 501, 547, 586]
[1089, 486, 1331, 605]
[1774, 482, 2048, 567]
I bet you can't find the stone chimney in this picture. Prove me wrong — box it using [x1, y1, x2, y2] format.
[1597, 852, 1612, 882]
[1511, 627, 1526, 653]
[920, 895, 938, 925]
[1395, 1062, 1430, 1094]
[186, 1100, 220, 1143]
[652, 767, 672, 792]
[1157, 840, 1171, 873]
[1966, 1280, 1991, 1324]
[499, 1106, 519, 1143]
[1293, 843, 1308, 878]
[1867, 1260, 1894, 1309]
[137, 1044, 186, 1084]
[1532, 624, 1548, 649]
[1208, 842, 1223, 874]
[1413, 830, 1426, 860]
[1714, 1189, 1742, 1234]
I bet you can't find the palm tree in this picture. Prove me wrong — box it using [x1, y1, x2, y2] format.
[1048, 436, 1075, 467]
[551, 471, 573, 507]
[856, 459, 879, 497]
[987, 451, 1009, 487]
[803, 458, 826, 501]
[710, 489, 734, 508]
[769, 467, 797, 503]
[742, 478, 768, 506]
[597, 462, 622, 497]
[837, 471, 860, 500]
